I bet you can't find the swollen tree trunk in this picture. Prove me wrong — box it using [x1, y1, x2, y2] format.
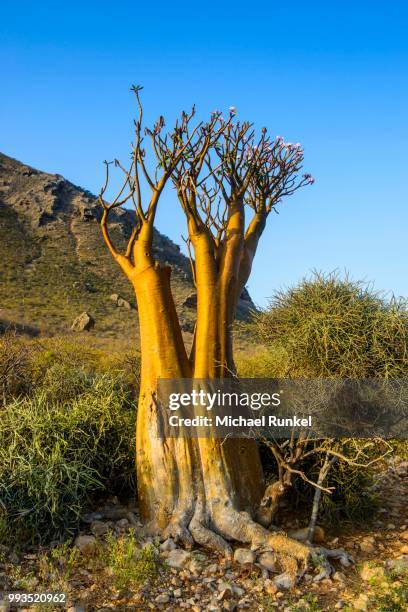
[99, 99, 314, 574]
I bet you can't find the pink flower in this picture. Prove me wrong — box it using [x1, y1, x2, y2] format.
[229, 106, 237, 114]
[303, 173, 315, 184]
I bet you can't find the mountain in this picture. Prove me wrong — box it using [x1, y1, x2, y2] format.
[0, 153, 254, 347]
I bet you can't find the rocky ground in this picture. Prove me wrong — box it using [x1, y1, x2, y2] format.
[0, 457, 407, 611]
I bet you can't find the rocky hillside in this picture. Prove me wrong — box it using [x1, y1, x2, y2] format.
[0, 153, 254, 345]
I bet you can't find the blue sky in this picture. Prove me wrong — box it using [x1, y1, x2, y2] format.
[1, 1, 407, 305]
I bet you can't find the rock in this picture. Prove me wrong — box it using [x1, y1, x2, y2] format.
[359, 537, 376, 554]
[387, 523, 396, 529]
[400, 544, 408, 554]
[232, 585, 245, 597]
[217, 582, 232, 600]
[233, 548, 255, 565]
[332, 571, 346, 583]
[116, 518, 129, 529]
[74, 534, 97, 553]
[67, 607, 85, 612]
[155, 592, 170, 604]
[109, 293, 132, 309]
[334, 601, 345, 609]
[71, 312, 94, 332]
[401, 529, 408, 541]
[117, 297, 132, 309]
[173, 588, 182, 598]
[353, 594, 368, 610]
[207, 563, 219, 574]
[189, 558, 203, 574]
[360, 562, 384, 582]
[287, 526, 325, 543]
[160, 538, 177, 552]
[258, 551, 278, 572]
[273, 572, 295, 590]
[90, 521, 109, 537]
[167, 548, 191, 569]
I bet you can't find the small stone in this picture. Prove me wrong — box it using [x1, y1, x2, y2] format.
[334, 601, 345, 609]
[117, 297, 132, 309]
[359, 538, 376, 553]
[273, 572, 295, 590]
[167, 548, 191, 569]
[387, 523, 396, 529]
[173, 588, 182, 598]
[189, 558, 203, 574]
[332, 571, 346, 583]
[90, 521, 109, 537]
[207, 563, 219, 574]
[232, 585, 245, 597]
[287, 525, 325, 543]
[233, 548, 255, 565]
[217, 582, 232, 600]
[258, 551, 278, 572]
[67, 607, 85, 612]
[116, 518, 129, 529]
[264, 579, 278, 595]
[71, 312, 94, 332]
[74, 534, 97, 553]
[160, 538, 177, 552]
[353, 594, 368, 610]
[401, 529, 408, 541]
[155, 592, 170, 604]
[109, 293, 120, 303]
[400, 544, 408, 554]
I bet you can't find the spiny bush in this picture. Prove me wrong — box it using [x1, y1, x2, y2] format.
[254, 271, 407, 378]
[0, 329, 35, 402]
[105, 532, 163, 591]
[29, 336, 141, 391]
[252, 272, 407, 524]
[0, 369, 135, 546]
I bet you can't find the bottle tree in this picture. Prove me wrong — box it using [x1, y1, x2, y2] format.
[99, 87, 314, 574]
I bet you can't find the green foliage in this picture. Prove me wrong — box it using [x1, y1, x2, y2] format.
[319, 458, 379, 524]
[346, 563, 408, 612]
[38, 542, 81, 592]
[0, 365, 135, 545]
[254, 271, 407, 378]
[236, 346, 290, 378]
[252, 272, 407, 524]
[105, 532, 162, 591]
[0, 330, 34, 401]
[288, 593, 322, 611]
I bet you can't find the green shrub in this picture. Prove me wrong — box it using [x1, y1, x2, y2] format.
[254, 271, 407, 378]
[0, 370, 135, 546]
[0, 329, 35, 402]
[105, 532, 162, 591]
[253, 272, 407, 524]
